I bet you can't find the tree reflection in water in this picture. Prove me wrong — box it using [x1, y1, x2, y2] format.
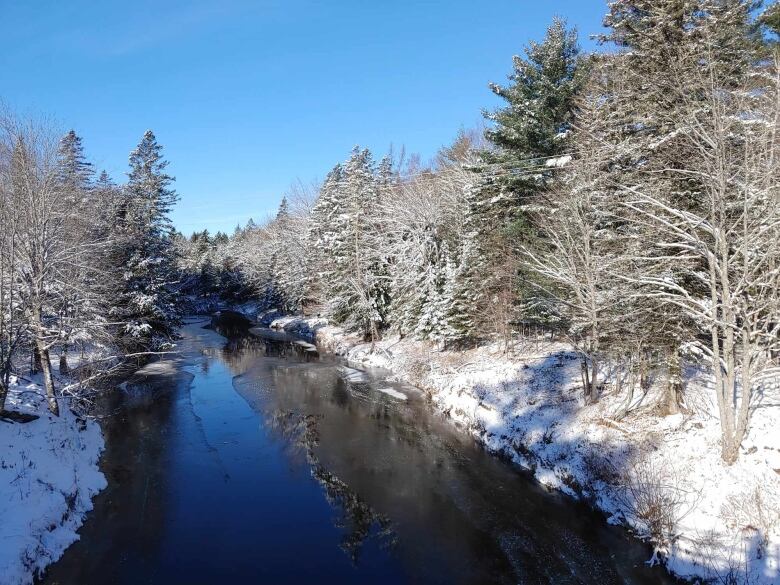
[267, 409, 398, 564]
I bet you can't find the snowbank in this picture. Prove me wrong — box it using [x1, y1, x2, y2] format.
[269, 314, 780, 585]
[0, 379, 106, 585]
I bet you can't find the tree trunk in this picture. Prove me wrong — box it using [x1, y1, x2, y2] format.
[580, 359, 590, 403]
[59, 345, 69, 375]
[721, 436, 739, 465]
[32, 345, 43, 374]
[32, 304, 59, 417]
[589, 356, 599, 404]
[658, 347, 684, 416]
[580, 355, 599, 405]
[639, 350, 650, 393]
[36, 339, 59, 417]
[0, 382, 8, 415]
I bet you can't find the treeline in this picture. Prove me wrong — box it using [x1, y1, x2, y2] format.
[0, 116, 182, 416]
[179, 0, 780, 464]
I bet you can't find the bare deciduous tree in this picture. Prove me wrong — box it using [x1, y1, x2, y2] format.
[0, 113, 114, 415]
[616, 53, 780, 463]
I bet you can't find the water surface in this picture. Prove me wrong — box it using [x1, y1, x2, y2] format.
[40, 315, 676, 584]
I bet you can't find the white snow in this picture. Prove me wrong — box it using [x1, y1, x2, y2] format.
[545, 154, 572, 167]
[0, 379, 106, 585]
[378, 387, 408, 401]
[271, 314, 780, 585]
[268, 314, 328, 340]
[338, 366, 370, 383]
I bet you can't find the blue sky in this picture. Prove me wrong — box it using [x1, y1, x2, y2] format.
[0, 1, 608, 234]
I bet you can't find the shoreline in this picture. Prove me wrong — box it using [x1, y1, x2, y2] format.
[6, 305, 777, 585]
[0, 379, 106, 585]
[240, 307, 780, 585]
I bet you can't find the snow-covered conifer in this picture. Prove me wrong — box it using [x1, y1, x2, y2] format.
[462, 18, 585, 340]
[115, 130, 181, 350]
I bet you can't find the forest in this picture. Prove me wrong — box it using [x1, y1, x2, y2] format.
[174, 0, 780, 466]
[1, 1, 780, 584]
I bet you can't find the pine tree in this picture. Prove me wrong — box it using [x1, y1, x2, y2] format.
[460, 18, 585, 340]
[276, 196, 290, 221]
[54, 131, 100, 373]
[761, 1, 780, 39]
[602, 0, 760, 120]
[96, 169, 114, 191]
[309, 163, 345, 311]
[116, 130, 181, 349]
[440, 239, 479, 344]
[311, 148, 389, 339]
[264, 198, 292, 310]
[409, 236, 445, 340]
[57, 130, 94, 196]
[330, 148, 377, 335]
[484, 17, 583, 181]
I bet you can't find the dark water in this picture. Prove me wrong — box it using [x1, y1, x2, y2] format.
[40, 315, 677, 585]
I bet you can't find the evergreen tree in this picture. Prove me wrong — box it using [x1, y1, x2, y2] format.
[263, 198, 292, 310]
[412, 242, 465, 346]
[459, 18, 584, 340]
[95, 169, 114, 191]
[440, 238, 479, 344]
[54, 131, 99, 372]
[761, 1, 780, 39]
[276, 196, 290, 221]
[57, 130, 94, 196]
[116, 130, 181, 349]
[595, 0, 777, 456]
[484, 17, 583, 183]
[602, 0, 761, 120]
[309, 163, 345, 311]
[272, 196, 312, 312]
[597, 0, 765, 260]
[311, 148, 389, 339]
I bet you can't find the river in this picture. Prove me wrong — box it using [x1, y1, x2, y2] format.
[39, 314, 677, 584]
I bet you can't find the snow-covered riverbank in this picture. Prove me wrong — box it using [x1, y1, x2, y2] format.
[256, 311, 780, 585]
[0, 379, 106, 585]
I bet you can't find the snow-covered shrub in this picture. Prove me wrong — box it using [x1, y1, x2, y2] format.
[722, 484, 780, 560]
[614, 457, 697, 560]
[403, 352, 431, 382]
[581, 450, 621, 487]
[689, 529, 760, 585]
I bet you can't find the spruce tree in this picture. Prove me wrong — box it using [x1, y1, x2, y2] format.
[54, 131, 105, 373]
[459, 18, 584, 340]
[602, 0, 760, 119]
[117, 130, 181, 349]
[57, 130, 94, 195]
[311, 148, 389, 339]
[761, 1, 780, 39]
[265, 198, 293, 310]
[309, 163, 345, 311]
[599, 0, 764, 226]
[441, 238, 480, 344]
[596, 0, 776, 455]
[484, 17, 583, 183]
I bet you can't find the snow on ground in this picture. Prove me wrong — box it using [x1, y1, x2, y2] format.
[378, 387, 408, 400]
[268, 313, 329, 338]
[265, 313, 780, 585]
[0, 379, 106, 585]
[338, 366, 371, 383]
